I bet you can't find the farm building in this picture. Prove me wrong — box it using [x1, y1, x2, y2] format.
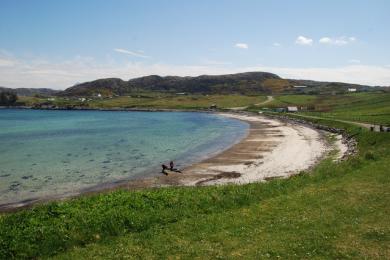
[287, 106, 298, 112]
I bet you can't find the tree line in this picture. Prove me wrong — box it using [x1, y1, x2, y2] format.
[0, 91, 18, 106]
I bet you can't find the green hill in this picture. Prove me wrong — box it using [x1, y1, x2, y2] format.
[59, 71, 376, 97]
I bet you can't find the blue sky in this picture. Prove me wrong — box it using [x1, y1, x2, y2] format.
[0, 0, 389, 89]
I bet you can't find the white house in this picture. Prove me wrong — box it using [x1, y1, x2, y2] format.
[348, 88, 357, 92]
[293, 85, 307, 88]
[287, 106, 298, 112]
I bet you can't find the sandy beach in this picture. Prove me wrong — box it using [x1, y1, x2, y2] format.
[121, 112, 347, 188]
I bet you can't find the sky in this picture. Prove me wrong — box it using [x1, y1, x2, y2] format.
[0, 0, 389, 89]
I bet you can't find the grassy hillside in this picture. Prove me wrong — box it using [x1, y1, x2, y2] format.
[0, 114, 389, 259]
[252, 92, 390, 126]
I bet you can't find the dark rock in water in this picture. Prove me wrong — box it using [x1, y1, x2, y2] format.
[89, 159, 95, 162]
[122, 170, 127, 173]
[30, 190, 37, 193]
[83, 147, 88, 151]
[79, 174, 85, 177]
[106, 153, 113, 156]
[9, 182, 21, 191]
[31, 163, 37, 166]
[67, 153, 72, 156]
[102, 160, 111, 164]
[102, 166, 108, 169]
[0, 174, 11, 178]
[21, 175, 33, 180]
[32, 178, 38, 181]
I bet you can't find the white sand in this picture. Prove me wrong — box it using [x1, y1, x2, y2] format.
[200, 113, 346, 185]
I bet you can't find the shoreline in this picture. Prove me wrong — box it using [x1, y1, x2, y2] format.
[0, 111, 349, 212]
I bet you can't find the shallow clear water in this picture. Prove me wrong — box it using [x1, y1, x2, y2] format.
[0, 109, 248, 206]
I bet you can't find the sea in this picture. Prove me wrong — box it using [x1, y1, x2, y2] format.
[0, 109, 248, 206]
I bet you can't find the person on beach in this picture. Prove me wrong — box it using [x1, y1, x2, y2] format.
[169, 161, 182, 173]
[161, 164, 169, 175]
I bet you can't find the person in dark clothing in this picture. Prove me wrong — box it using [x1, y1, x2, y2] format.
[161, 164, 168, 175]
[169, 161, 174, 170]
[169, 161, 182, 173]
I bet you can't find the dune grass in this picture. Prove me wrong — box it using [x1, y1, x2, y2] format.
[0, 116, 389, 259]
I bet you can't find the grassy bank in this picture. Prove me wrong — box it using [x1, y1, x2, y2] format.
[0, 115, 389, 258]
[253, 92, 390, 126]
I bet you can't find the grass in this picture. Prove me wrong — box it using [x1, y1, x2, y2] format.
[19, 94, 267, 110]
[19, 92, 390, 126]
[0, 115, 389, 259]
[250, 92, 390, 126]
[88, 94, 267, 109]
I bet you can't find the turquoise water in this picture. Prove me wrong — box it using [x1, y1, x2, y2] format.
[0, 109, 248, 206]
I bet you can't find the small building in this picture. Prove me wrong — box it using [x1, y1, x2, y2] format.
[287, 106, 298, 112]
[79, 97, 86, 102]
[293, 85, 307, 88]
[348, 88, 357, 92]
[97, 93, 102, 98]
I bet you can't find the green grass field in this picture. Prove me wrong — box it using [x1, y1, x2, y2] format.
[20, 92, 390, 126]
[19, 94, 267, 110]
[248, 92, 390, 126]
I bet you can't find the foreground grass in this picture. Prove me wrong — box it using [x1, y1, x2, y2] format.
[0, 116, 389, 259]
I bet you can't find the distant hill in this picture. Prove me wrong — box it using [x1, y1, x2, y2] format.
[60, 71, 376, 96]
[60, 72, 284, 96]
[0, 87, 60, 97]
[2, 71, 381, 97]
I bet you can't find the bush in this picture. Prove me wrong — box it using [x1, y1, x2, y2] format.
[0, 91, 18, 105]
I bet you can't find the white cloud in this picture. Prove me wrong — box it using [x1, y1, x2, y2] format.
[1, 51, 389, 89]
[273, 42, 281, 47]
[235, 43, 248, 49]
[348, 59, 361, 64]
[113, 48, 150, 58]
[319, 36, 356, 46]
[0, 58, 18, 67]
[256, 65, 390, 86]
[295, 36, 313, 46]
